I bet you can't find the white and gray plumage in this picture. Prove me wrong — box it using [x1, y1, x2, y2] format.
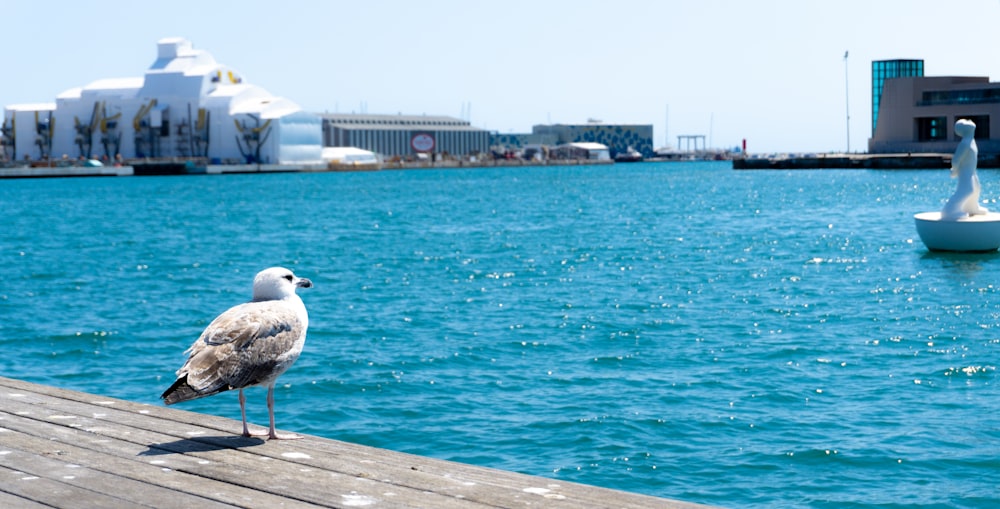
[161, 267, 313, 440]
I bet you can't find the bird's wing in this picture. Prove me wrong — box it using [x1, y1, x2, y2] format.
[179, 301, 304, 393]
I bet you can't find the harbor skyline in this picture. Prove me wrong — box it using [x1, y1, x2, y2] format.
[6, 0, 1000, 154]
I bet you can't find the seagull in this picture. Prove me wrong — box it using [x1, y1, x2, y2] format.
[161, 267, 313, 440]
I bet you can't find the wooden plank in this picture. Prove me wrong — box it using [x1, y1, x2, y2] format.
[0, 426, 288, 509]
[0, 464, 150, 509]
[0, 396, 483, 509]
[0, 439, 241, 509]
[0, 377, 717, 509]
[0, 488, 51, 509]
[1, 382, 551, 508]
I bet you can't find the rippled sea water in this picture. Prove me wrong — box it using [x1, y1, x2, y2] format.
[1, 162, 998, 508]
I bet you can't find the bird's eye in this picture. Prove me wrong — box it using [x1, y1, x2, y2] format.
[283, 275, 294, 282]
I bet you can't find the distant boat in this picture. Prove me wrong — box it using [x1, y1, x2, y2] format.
[614, 146, 643, 163]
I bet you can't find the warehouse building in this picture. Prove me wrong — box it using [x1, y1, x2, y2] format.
[320, 114, 490, 159]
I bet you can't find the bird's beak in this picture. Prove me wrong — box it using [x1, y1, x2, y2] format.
[296, 278, 313, 289]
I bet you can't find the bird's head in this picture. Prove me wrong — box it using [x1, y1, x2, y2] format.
[252, 267, 313, 301]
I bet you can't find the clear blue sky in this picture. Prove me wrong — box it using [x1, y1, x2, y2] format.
[5, 0, 1000, 153]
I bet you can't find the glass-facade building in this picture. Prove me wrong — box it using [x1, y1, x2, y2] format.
[868, 72, 1000, 155]
[872, 59, 924, 135]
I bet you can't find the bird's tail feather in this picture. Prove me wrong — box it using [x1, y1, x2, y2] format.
[161, 376, 226, 405]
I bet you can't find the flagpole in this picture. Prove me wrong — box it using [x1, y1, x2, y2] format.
[844, 51, 851, 153]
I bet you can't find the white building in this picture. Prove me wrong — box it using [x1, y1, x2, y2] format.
[1, 38, 321, 166]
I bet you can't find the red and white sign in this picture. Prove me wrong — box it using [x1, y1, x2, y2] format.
[411, 133, 435, 153]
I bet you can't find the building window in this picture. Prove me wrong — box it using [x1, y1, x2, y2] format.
[921, 89, 1000, 106]
[916, 117, 947, 141]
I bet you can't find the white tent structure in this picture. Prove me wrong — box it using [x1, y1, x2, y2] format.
[551, 142, 610, 161]
[322, 146, 380, 165]
[1, 38, 322, 166]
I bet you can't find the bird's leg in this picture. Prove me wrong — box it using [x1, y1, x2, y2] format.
[266, 384, 301, 440]
[239, 388, 252, 437]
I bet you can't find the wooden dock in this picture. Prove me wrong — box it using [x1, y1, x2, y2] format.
[0, 377, 716, 508]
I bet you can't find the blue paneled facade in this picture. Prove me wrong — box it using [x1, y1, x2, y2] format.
[872, 59, 924, 136]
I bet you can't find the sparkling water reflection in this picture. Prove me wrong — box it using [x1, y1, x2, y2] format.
[1, 162, 997, 508]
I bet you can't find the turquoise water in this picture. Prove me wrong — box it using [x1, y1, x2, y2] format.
[1, 162, 998, 508]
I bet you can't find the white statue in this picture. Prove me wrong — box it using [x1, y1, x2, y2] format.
[940, 119, 988, 220]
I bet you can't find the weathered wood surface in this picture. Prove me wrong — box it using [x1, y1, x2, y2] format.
[0, 377, 717, 508]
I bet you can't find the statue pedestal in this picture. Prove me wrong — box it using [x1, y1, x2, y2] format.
[914, 211, 1000, 252]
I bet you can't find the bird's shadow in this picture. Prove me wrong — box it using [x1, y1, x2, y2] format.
[139, 435, 265, 456]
